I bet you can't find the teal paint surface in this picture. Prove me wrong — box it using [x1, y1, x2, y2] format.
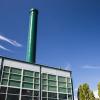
[26, 9, 38, 63]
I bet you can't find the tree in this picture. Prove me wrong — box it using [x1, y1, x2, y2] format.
[82, 83, 90, 100]
[98, 82, 100, 99]
[89, 91, 95, 100]
[77, 85, 85, 100]
[77, 83, 95, 100]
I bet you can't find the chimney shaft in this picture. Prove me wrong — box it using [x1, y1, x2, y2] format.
[26, 8, 38, 63]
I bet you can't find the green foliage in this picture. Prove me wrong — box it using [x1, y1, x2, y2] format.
[77, 83, 95, 100]
[77, 85, 85, 100]
[89, 91, 95, 100]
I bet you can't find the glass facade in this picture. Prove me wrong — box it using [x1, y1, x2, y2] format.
[0, 58, 73, 100]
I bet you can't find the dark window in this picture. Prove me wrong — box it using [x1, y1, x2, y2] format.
[0, 87, 7, 93]
[4, 66, 9, 72]
[7, 94, 19, 100]
[22, 89, 33, 96]
[42, 92, 47, 97]
[0, 94, 6, 100]
[68, 88, 72, 93]
[59, 93, 67, 99]
[21, 96, 32, 100]
[8, 87, 20, 94]
[34, 91, 39, 96]
[68, 94, 72, 99]
[48, 99, 57, 100]
[34, 97, 39, 100]
[42, 98, 47, 100]
[48, 92, 57, 98]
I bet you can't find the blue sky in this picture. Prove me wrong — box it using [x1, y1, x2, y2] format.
[0, 0, 100, 99]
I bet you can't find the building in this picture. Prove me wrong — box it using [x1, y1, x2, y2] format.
[0, 56, 73, 100]
[0, 8, 74, 100]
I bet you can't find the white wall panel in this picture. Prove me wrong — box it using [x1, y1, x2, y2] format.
[41, 67, 70, 77]
[3, 59, 40, 72]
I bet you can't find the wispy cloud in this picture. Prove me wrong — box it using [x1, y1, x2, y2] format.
[0, 34, 22, 47]
[82, 65, 100, 69]
[0, 45, 11, 52]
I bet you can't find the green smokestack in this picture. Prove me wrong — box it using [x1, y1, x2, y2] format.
[26, 8, 38, 63]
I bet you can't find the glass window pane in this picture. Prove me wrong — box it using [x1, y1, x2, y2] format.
[7, 94, 19, 100]
[48, 75, 56, 80]
[22, 82, 33, 89]
[42, 85, 47, 90]
[67, 88, 72, 94]
[8, 87, 20, 94]
[42, 98, 47, 100]
[4, 66, 9, 72]
[42, 73, 47, 79]
[34, 84, 39, 89]
[67, 83, 72, 88]
[0, 87, 7, 93]
[22, 89, 33, 96]
[42, 79, 47, 85]
[35, 72, 39, 78]
[34, 97, 39, 100]
[1, 79, 8, 85]
[0, 94, 6, 100]
[67, 77, 71, 83]
[59, 93, 67, 99]
[11, 68, 21, 74]
[21, 96, 32, 100]
[68, 94, 72, 100]
[34, 91, 39, 96]
[58, 76, 66, 82]
[48, 92, 57, 98]
[34, 78, 39, 84]
[48, 86, 57, 92]
[23, 76, 33, 83]
[58, 82, 66, 88]
[2, 72, 9, 79]
[48, 98, 58, 100]
[42, 92, 47, 97]
[10, 74, 21, 81]
[23, 70, 33, 76]
[58, 87, 67, 93]
[48, 81, 56, 86]
[9, 80, 20, 87]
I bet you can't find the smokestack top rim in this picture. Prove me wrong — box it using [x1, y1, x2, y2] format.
[30, 8, 38, 14]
